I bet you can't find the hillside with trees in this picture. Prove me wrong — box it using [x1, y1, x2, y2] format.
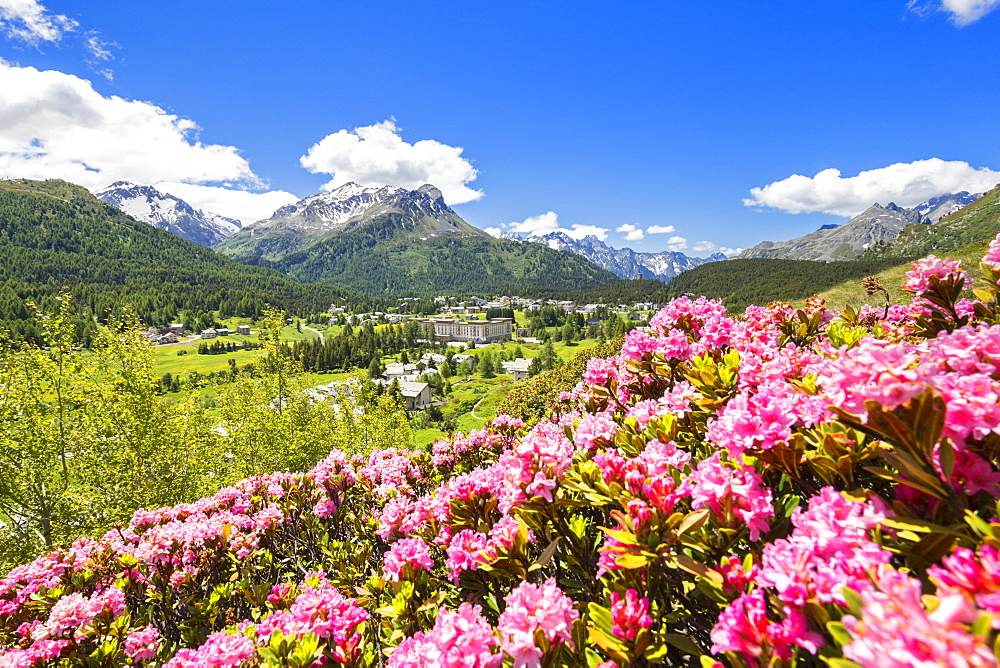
[663, 257, 901, 308]
[0, 179, 373, 340]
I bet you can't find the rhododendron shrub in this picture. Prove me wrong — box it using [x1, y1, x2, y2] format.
[5, 240, 1000, 665]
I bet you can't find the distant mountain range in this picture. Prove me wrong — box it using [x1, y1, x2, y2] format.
[94, 181, 242, 246]
[500, 231, 726, 282]
[214, 182, 619, 295]
[736, 191, 984, 262]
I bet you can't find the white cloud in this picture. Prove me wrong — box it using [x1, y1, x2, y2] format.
[616, 223, 645, 241]
[300, 119, 482, 205]
[666, 236, 688, 251]
[155, 182, 298, 226]
[692, 240, 743, 256]
[0, 0, 76, 43]
[509, 211, 559, 236]
[84, 32, 114, 61]
[744, 159, 1000, 217]
[506, 212, 608, 240]
[566, 224, 609, 241]
[483, 226, 503, 237]
[646, 224, 676, 234]
[908, 0, 1000, 25]
[0, 62, 285, 222]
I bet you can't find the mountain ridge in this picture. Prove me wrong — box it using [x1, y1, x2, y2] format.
[502, 231, 726, 282]
[214, 183, 620, 295]
[94, 181, 242, 246]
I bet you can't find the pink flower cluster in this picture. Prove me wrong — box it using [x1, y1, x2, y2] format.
[497, 579, 579, 667]
[904, 254, 969, 295]
[681, 454, 774, 541]
[389, 603, 500, 668]
[842, 570, 997, 667]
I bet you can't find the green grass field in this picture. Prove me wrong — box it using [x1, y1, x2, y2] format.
[150, 327, 322, 377]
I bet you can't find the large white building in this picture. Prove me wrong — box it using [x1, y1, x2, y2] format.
[413, 316, 513, 343]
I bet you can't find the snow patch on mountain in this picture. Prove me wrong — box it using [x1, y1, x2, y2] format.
[506, 231, 725, 282]
[94, 181, 242, 246]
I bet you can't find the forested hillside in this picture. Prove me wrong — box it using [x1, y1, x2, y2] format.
[0, 179, 371, 340]
[664, 257, 901, 308]
[226, 212, 620, 295]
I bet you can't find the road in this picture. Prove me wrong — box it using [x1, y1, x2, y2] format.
[301, 326, 325, 343]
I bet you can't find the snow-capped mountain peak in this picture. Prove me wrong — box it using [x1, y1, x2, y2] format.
[255, 182, 461, 236]
[94, 181, 242, 246]
[913, 191, 984, 223]
[505, 231, 724, 282]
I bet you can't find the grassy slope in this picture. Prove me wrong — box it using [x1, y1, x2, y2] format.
[808, 187, 1000, 309]
[807, 242, 985, 310]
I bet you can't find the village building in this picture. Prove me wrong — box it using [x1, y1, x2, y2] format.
[200, 328, 218, 339]
[503, 358, 533, 381]
[412, 316, 513, 343]
[399, 381, 431, 411]
[237, 325, 251, 335]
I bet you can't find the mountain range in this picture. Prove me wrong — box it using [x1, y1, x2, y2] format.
[94, 181, 242, 246]
[736, 191, 985, 262]
[500, 231, 726, 282]
[0, 178, 366, 335]
[96, 181, 725, 285]
[213, 182, 620, 295]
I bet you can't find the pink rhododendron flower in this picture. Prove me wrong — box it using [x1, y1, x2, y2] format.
[445, 530, 489, 582]
[610, 589, 653, 640]
[757, 488, 890, 607]
[904, 254, 969, 295]
[842, 570, 996, 667]
[573, 411, 617, 451]
[984, 231, 1000, 269]
[124, 624, 160, 661]
[164, 631, 256, 667]
[711, 589, 822, 664]
[680, 453, 773, 541]
[389, 603, 501, 668]
[383, 537, 434, 582]
[497, 578, 578, 667]
[929, 544, 1000, 623]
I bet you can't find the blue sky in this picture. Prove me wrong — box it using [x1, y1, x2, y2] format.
[0, 1, 998, 255]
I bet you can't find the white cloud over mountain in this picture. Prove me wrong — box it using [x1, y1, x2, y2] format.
[503, 211, 610, 241]
[300, 119, 483, 206]
[508, 211, 559, 235]
[665, 235, 688, 251]
[692, 240, 742, 256]
[0, 62, 291, 223]
[908, 0, 1000, 25]
[616, 224, 645, 241]
[155, 182, 297, 226]
[647, 225, 676, 234]
[0, 0, 75, 43]
[743, 158, 1000, 217]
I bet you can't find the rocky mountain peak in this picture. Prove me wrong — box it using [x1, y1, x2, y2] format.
[93, 181, 241, 247]
[508, 231, 725, 282]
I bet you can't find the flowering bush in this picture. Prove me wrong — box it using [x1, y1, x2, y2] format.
[4, 239, 1000, 666]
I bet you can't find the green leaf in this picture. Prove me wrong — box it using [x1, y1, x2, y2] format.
[663, 632, 702, 656]
[614, 552, 649, 569]
[826, 621, 852, 646]
[841, 586, 863, 617]
[677, 508, 711, 535]
[587, 602, 613, 635]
